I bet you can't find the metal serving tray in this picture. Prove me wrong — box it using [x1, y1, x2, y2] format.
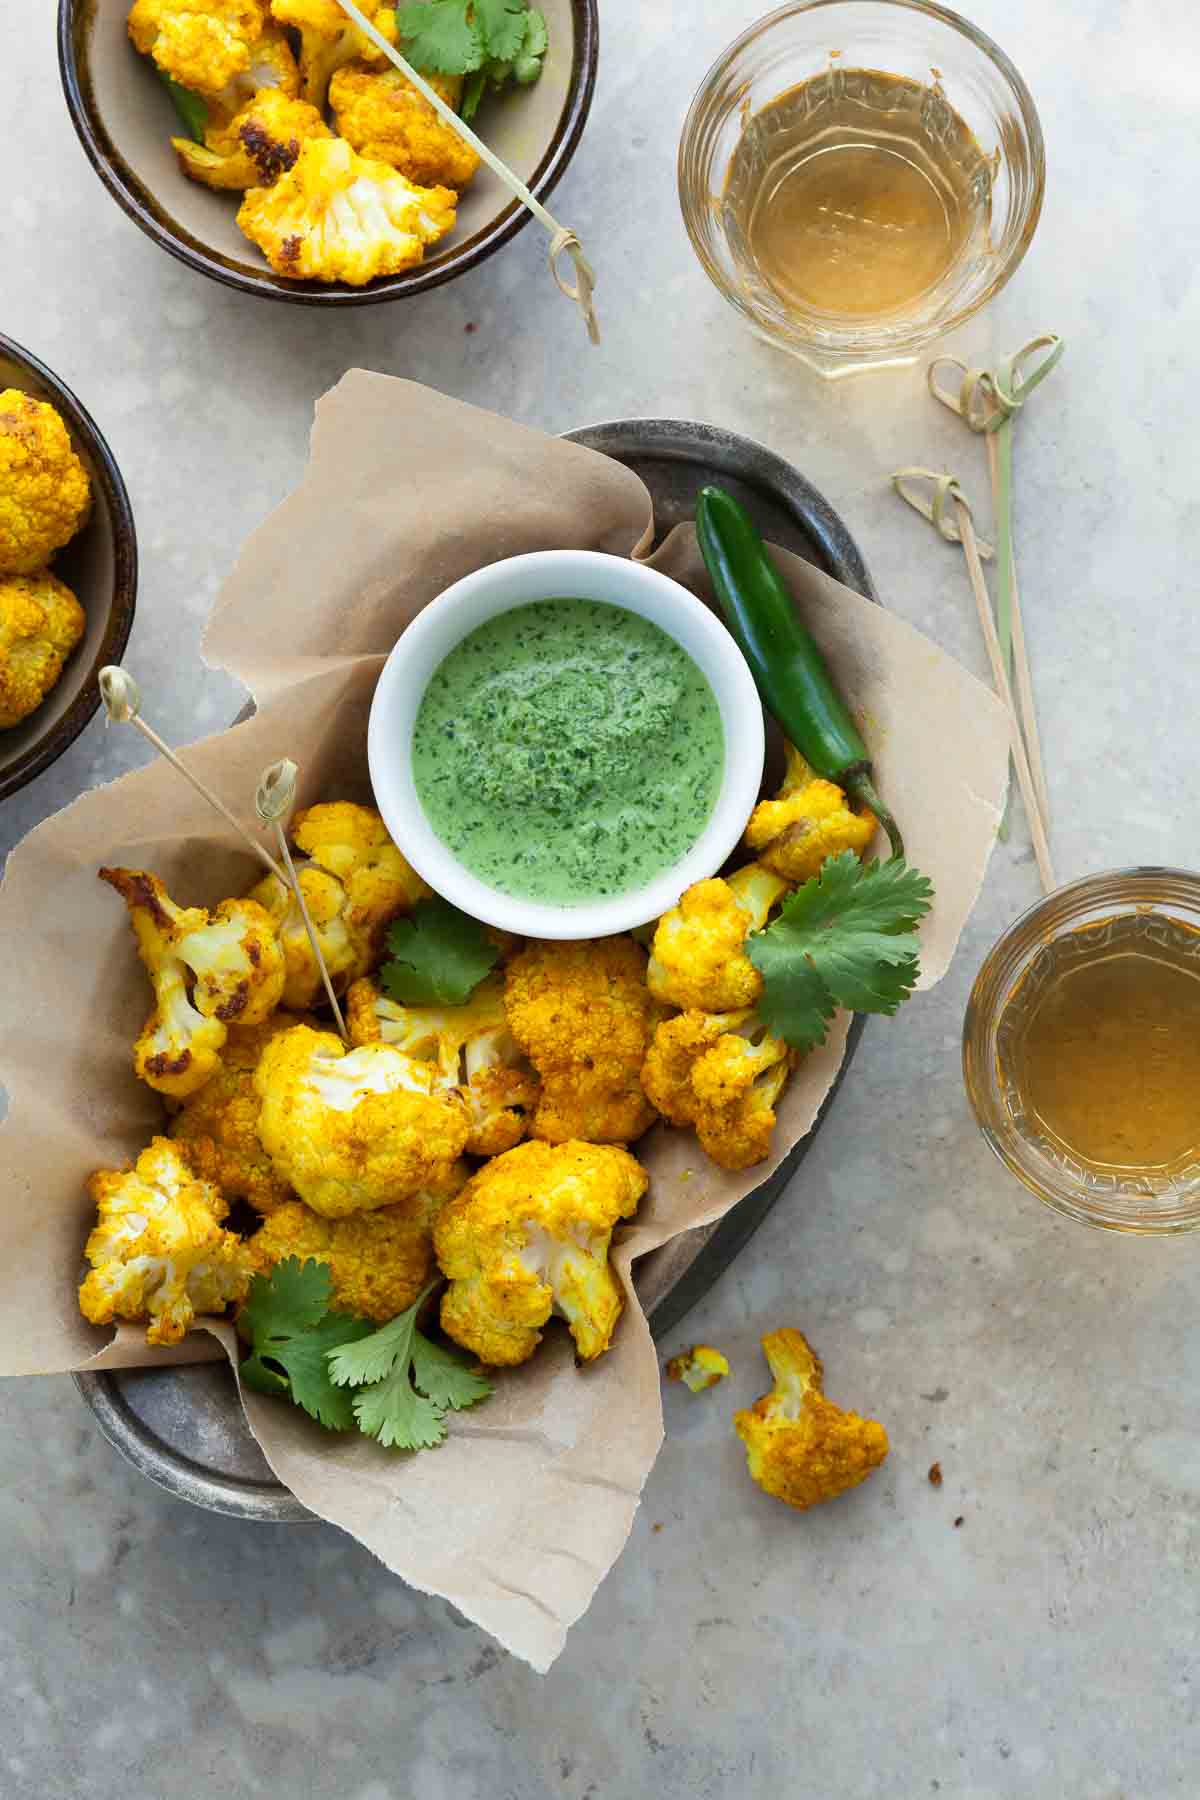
[74, 417, 876, 1520]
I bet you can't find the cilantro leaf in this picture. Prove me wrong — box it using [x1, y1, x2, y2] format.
[474, 0, 529, 62]
[327, 1288, 492, 1450]
[460, 68, 488, 119]
[238, 1258, 373, 1432]
[381, 897, 499, 1005]
[748, 853, 934, 1053]
[395, 0, 484, 73]
[157, 68, 208, 143]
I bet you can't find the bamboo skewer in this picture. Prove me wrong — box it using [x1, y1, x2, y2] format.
[99, 667, 287, 885]
[984, 430, 1051, 828]
[330, 0, 598, 342]
[255, 760, 348, 1041]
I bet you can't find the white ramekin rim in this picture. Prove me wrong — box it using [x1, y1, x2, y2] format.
[367, 549, 765, 940]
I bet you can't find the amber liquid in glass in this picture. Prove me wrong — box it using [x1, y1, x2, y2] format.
[724, 68, 989, 321]
[1001, 914, 1200, 1174]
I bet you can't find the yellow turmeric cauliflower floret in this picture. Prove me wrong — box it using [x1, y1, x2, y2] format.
[744, 742, 876, 883]
[174, 88, 330, 190]
[735, 1328, 889, 1510]
[247, 1162, 465, 1320]
[169, 1011, 314, 1213]
[434, 1139, 647, 1367]
[78, 1137, 253, 1347]
[100, 867, 286, 1097]
[270, 0, 399, 109]
[666, 1344, 730, 1392]
[648, 862, 789, 1013]
[254, 1023, 469, 1217]
[0, 390, 91, 576]
[330, 64, 480, 189]
[128, 0, 268, 97]
[237, 137, 457, 285]
[641, 1009, 794, 1171]
[347, 973, 539, 1157]
[0, 571, 86, 729]
[247, 802, 428, 1009]
[504, 938, 661, 1146]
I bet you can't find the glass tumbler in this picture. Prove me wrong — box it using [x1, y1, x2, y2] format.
[678, 0, 1044, 377]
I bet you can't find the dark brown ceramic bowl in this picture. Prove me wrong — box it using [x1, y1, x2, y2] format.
[0, 336, 137, 805]
[58, 0, 599, 305]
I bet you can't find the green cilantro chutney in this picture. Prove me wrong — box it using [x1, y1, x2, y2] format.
[411, 598, 726, 905]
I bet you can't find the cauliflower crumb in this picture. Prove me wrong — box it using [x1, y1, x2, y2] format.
[666, 1345, 729, 1392]
[0, 390, 91, 576]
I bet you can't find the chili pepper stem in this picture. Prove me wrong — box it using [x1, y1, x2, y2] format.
[846, 773, 905, 862]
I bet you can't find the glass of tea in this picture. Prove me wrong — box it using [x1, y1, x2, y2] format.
[678, 0, 1044, 378]
[963, 871, 1200, 1234]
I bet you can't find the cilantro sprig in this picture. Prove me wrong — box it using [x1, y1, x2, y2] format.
[381, 896, 499, 1005]
[748, 852, 934, 1054]
[238, 1262, 491, 1451]
[396, 0, 548, 118]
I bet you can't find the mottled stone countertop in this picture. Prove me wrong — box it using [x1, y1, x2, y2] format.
[4, 0, 1198, 1794]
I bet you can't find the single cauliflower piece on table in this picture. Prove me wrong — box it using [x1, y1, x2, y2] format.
[648, 862, 789, 1013]
[237, 137, 457, 284]
[247, 801, 428, 1009]
[641, 1009, 794, 1171]
[246, 1163, 465, 1319]
[435, 1139, 647, 1367]
[666, 1344, 729, 1392]
[254, 1023, 469, 1217]
[128, 0, 270, 96]
[347, 972, 539, 1157]
[744, 741, 876, 884]
[735, 1328, 889, 1511]
[169, 1011, 313, 1213]
[330, 64, 480, 190]
[0, 571, 86, 730]
[100, 867, 286, 1097]
[174, 88, 330, 189]
[504, 937, 661, 1146]
[78, 1137, 253, 1347]
[270, 0, 398, 110]
[0, 390, 91, 576]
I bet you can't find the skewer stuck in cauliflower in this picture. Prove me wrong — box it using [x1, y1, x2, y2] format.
[236, 136, 457, 285]
[78, 1137, 253, 1347]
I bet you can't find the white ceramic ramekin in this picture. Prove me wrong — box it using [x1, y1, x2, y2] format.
[367, 549, 765, 939]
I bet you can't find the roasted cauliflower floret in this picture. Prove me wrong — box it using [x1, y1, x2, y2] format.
[648, 863, 789, 1013]
[0, 571, 86, 729]
[254, 1023, 469, 1217]
[270, 0, 399, 109]
[78, 1137, 253, 1347]
[0, 390, 91, 577]
[330, 64, 480, 189]
[247, 801, 428, 1009]
[434, 1139, 647, 1367]
[666, 1344, 729, 1392]
[641, 1009, 794, 1171]
[237, 137, 457, 285]
[744, 742, 876, 883]
[735, 1328, 889, 1510]
[100, 867, 286, 1097]
[347, 972, 539, 1157]
[504, 938, 661, 1145]
[169, 1011, 313, 1213]
[128, 0, 269, 97]
[174, 88, 329, 189]
[247, 1166, 464, 1319]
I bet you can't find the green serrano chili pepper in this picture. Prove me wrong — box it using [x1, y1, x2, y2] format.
[696, 484, 904, 861]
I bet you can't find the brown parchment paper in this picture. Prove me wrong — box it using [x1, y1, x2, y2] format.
[0, 374, 1009, 1671]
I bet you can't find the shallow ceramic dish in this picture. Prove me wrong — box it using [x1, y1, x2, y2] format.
[0, 334, 137, 805]
[74, 416, 876, 1519]
[58, 0, 599, 304]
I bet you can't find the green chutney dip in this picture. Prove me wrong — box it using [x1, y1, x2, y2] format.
[411, 598, 726, 905]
